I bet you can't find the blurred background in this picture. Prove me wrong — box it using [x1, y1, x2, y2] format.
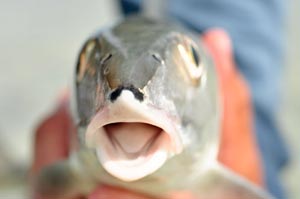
[0, 0, 298, 198]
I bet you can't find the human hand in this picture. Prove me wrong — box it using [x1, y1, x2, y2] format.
[202, 29, 263, 186]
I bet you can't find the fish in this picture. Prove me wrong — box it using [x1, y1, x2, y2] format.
[35, 16, 273, 199]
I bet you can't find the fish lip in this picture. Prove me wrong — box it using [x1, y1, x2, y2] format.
[85, 105, 183, 155]
[85, 98, 183, 181]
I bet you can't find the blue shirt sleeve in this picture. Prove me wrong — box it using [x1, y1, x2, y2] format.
[120, 0, 141, 15]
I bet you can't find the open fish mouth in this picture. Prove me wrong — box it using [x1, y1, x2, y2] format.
[103, 122, 164, 160]
[96, 122, 171, 181]
[85, 90, 183, 181]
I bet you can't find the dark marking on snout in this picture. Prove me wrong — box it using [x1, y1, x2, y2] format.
[110, 85, 144, 102]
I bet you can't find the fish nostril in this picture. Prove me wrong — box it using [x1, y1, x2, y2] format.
[129, 86, 144, 102]
[109, 85, 144, 102]
[110, 87, 123, 102]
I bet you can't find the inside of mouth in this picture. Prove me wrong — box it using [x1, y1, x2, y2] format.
[103, 122, 163, 160]
[96, 122, 171, 181]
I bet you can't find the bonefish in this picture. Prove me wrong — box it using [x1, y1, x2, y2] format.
[36, 16, 273, 199]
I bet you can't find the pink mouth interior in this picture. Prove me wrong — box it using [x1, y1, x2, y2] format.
[96, 122, 171, 181]
[104, 123, 163, 159]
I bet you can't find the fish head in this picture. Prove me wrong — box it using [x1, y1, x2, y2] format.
[74, 19, 220, 182]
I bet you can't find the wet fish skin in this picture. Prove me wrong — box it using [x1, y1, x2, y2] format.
[36, 16, 273, 199]
[73, 15, 219, 191]
[68, 14, 209, 190]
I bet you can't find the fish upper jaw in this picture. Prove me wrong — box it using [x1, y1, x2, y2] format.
[85, 90, 183, 181]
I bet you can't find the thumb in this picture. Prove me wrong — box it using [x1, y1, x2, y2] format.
[88, 185, 155, 199]
[201, 28, 263, 186]
[30, 89, 72, 175]
[202, 28, 235, 77]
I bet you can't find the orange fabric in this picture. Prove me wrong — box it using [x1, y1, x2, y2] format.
[202, 29, 263, 186]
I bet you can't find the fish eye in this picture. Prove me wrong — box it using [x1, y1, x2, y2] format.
[177, 41, 204, 84]
[190, 45, 200, 67]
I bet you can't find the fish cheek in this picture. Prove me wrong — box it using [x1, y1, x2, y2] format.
[76, 79, 98, 124]
[75, 38, 105, 124]
[76, 38, 101, 83]
[104, 58, 123, 90]
[161, 49, 190, 115]
[169, 35, 205, 87]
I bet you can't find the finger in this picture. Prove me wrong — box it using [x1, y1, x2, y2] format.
[89, 185, 199, 199]
[202, 28, 234, 77]
[31, 91, 72, 175]
[202, 29, 263, 186]
[88, 185, 157, 199]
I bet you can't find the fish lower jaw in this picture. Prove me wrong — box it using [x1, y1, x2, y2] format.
[97, 149, 168, 182]
[95, 124, 171, 181]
